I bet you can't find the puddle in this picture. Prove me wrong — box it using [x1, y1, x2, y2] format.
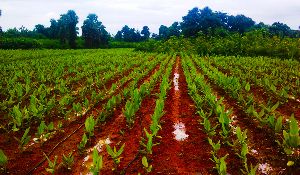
[173, 73, 179, 91]
[173, 122, 188, 141]
[251, 149, 258, 155]
[258, 163, 273, 174]
[81, 137, 111, 175]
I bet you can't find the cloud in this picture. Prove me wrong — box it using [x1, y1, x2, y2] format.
[0, 0, 299, 35]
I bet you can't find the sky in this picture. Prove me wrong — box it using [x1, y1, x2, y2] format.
[0, 0, 300, 35]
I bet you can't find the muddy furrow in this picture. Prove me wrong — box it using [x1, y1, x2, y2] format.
[150, 57, 212, 174]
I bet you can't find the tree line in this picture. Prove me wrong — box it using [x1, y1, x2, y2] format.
[0, 7, 299, 49]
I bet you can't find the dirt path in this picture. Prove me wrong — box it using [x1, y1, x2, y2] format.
[150, 57, 213, 174]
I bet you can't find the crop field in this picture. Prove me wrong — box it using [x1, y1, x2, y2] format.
[0, 48, 300, 174]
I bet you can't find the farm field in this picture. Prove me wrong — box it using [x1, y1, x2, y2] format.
[0, 48, 300, 174]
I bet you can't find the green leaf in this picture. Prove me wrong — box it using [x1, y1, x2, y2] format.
[275, 116, 283, 133]
[106, 144, 114, 157]
[0, 149, 8, 167]
[117, 143, 125, 157]
[245, 82, 250, 92]
[142, 156, 148, 168]
[287, 160, 294, 166]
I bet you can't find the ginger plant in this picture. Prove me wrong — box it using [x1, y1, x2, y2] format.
[0, 149, 8, 173]
[85, 116, 95, 138]
[60, 152, 74, 170]
[90, 148, 103, 175]
[15, 127, 31, 152]
[106, 143, 125, 171]
[142, 156, 152, 173]
[208, 138, 228, 175]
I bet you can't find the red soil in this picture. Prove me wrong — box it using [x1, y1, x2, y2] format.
[149, 57, 213, 174]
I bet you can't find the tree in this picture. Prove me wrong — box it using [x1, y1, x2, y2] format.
[181, 7, 226, 36]
[168, 22, 181, 37]
[82, 14, 109, 48]
[269, 22, 292, 37]
[58, 10, 79, 48]
[141, 26, 150, 40]
[121, 25, 131, 42]
[181, 7, 201, 37]
[159, 25, 169, 39]
[114, 31, 123, 41]
[120, 25, 142, 42]
[0, 9, 2, 34]
[34, 24, 48, 37]
[48, 19, 59, 39]
[227, 15, 255, 33]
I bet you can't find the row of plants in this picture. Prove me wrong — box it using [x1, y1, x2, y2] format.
[209, 55, 300, 101]
[191, 54, 300, 169]
[181, 53, 257, 174]
[139, 54, 175, 173]
[1, 49, 154, 132]
[76, 55, 171, 174]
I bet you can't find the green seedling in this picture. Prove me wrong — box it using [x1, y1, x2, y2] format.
[78, 133, 88, 154]
[142, 156, 152, 173]
[44, 153, 58, 175]
[263, 101, 280, 114]
[90, 148, 103, 175]
[241, 164, 258, 175]
[0, 149, 8, 172]
[15, 127, 31, 151]
[73, 102, 82, 115]
[85, 116, 95, 138]
[245, 82, 251, 92]
[280, 114, 300, 154]
[208, 138, 220, 153]
[123, 101, 135, 126]
[61, 152, 74, 170]
[236, 127, 247, 145]
[211, 154, 228, 175]
[11, 105, 23, 131]
[267, 115, 283, 134]
[141, 128, 159, 154]
[106, 143, 125, 171]
[236, 143, 248, 161]
[201, 117, 218, 137]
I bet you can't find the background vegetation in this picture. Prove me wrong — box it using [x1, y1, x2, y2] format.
[0, 7, 299, 60]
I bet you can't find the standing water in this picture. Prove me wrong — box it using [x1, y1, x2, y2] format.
[172, 58, 188, 141]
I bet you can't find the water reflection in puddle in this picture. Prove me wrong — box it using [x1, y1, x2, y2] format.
[81, 137, 111, 175]
[173, 122, 188, 141]
[258, 163, 273, 174]
[173, 73, 179, 91]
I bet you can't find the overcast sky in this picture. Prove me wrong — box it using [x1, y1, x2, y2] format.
[0, 0, 299, 35]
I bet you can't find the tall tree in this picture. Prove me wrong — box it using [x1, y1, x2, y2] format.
[181, 7, 201, 37]
[168, 22, 181, 37]
[121, 25, 131, 42]
[58, 10, 79, 48]
[82, 14, 109, 48]
[159, 25, 169, 39]
[49, 19, 59, 39]
[269, 22, 291, 37]
[34, 24, 48, 37]
[141, 26, 150, 40]
[114, 31, 123, 41]
[0, 9, 2, 34]
[227, 15, 255, 33]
